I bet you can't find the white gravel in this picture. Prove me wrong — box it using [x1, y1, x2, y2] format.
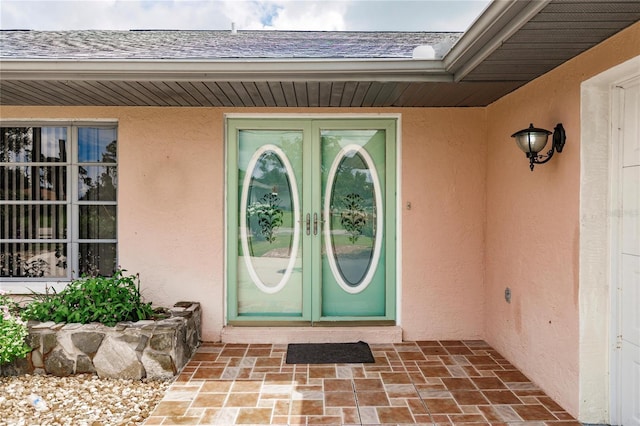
[0, 374, 170, 426]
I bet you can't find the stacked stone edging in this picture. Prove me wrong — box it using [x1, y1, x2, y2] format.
[1, 302, 201, 380]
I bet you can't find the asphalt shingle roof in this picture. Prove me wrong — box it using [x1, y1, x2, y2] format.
[0, 30, 462, 60]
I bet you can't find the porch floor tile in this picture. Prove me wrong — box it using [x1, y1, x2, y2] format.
[145, 341, 580, 425]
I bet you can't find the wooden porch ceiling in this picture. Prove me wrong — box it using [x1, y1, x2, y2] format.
[0, 80, 526, 108]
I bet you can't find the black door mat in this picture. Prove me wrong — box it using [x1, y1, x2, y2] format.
[285, 341, 375, 364]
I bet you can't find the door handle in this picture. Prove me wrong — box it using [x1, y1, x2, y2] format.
[313, 213, 318, 235]
[306, 213, 311, 235]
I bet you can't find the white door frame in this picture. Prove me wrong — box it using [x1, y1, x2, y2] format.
[579, 55, 640, 424]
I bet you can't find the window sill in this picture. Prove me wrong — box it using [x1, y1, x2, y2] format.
[0, 281, 70, 295]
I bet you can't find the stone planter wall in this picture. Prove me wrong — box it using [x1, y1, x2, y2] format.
[1, 302, 201, 380]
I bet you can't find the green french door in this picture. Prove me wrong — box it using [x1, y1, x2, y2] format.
[227, 118, 396, 324]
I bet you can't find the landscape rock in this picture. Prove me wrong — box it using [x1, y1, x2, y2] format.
[93, 337, 145, 380]
[141, 351, 176, 379]
[31, 349, 44, 368]
[41, 331, 57, 355]
[44, 348, 74, 376]
[1, 355, 32, 376]
[0, 374, 169, 425]
[76, 354, 96, 374]
[150, 330, 174, 352]
[71, 332, 105, 356]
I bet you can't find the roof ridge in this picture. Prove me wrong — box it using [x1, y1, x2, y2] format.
[1, 29, 462, 34]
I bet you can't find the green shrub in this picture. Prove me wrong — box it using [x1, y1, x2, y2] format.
[21, 270, 155, 327]
[0, 291, 30, 365]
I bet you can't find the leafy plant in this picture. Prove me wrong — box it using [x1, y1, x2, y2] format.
[21, 270, 155, 327]
[0, 290, 30, 365]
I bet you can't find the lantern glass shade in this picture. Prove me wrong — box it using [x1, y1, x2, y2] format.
[512, 124, 552, 155]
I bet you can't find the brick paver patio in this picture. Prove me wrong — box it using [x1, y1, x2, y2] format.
[145, 340, 580, 425]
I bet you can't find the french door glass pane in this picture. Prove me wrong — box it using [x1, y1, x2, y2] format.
[237, 130, 303, 316]
[78, 166, 117, 201]
[320, 129, 386, 317]
[0, 166, 67, 201]
[79, 243, 117, 277]
[0, 242, 67, 278]
[0, 204, 67, 239]
[79, 205, 117, 239]
[1, 127, 67, 163]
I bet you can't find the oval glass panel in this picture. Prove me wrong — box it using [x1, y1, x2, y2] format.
[240, 145, 300, 294]
[324, 144, 382, 293]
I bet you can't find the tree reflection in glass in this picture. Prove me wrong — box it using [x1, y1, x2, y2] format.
[246, 151, 292, 255]
[77, 129, 117, 277]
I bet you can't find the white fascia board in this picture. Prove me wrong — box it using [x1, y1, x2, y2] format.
[0, 58, 452, 83]
[444, 0, 551, 82]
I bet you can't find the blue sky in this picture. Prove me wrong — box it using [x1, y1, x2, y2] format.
[0, 0, 491, 32]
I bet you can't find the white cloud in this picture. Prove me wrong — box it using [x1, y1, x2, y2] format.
[260, 2, 348, 31]
[344, 0, 490, 32]
[0, 0, 490, 31]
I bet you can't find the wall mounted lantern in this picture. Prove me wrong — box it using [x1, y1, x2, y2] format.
[511, 123, 566, 171]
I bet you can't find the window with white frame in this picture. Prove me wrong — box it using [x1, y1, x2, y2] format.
[0, 123, 117, 282]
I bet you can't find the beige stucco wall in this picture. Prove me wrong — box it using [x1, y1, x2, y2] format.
[0, 106, 487, 343]
[485, 21, 640, 418]
[399, 109, 486, 340]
